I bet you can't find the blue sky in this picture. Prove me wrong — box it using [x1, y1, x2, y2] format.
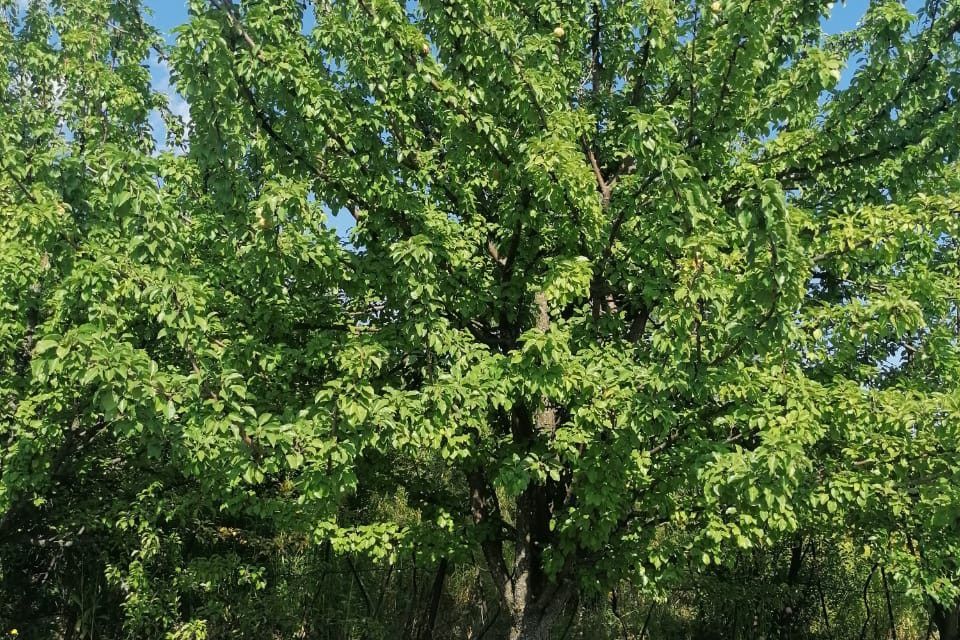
[143, 1, 917, 41]
[143, 0, 923, 239]
[144, 1, 187, 42]
[144, 0, 927, 130]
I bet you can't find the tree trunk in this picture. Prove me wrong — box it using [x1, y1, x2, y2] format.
[507, 610, 558, 640]
[417, 558, 448, 640]
[934, 600, 960, 640]
[776, 541, 805, 639]
[505, 575, 571, 640]
[500, 291, 571, 639]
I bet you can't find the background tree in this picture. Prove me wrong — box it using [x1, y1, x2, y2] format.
[1, 0, 959, 638]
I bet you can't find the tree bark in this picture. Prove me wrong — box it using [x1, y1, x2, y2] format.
[417, 558, 448, 640]
[505, 578, 572, 640]
[503, 292, 570, 639]
[468, 290, 573, 640]
[933, 600, 960, 640]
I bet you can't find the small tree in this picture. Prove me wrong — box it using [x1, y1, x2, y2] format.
[2, 0, 960, 638]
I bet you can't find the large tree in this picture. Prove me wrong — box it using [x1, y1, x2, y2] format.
[2, 0, 959, 638]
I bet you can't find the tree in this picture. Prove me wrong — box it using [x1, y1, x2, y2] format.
[1, 0, 959, 638]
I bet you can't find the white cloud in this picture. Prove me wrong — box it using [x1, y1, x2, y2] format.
[149, 56, 191, 151]
[157, 59, 191, 125]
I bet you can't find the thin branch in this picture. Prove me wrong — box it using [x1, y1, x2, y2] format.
[710, 237, 780, 368]
[600, 175, 656, 267]
[582, 137, 611, 205]
[859, 563, 879, 640]
[0, 157, 38, 204]
[881, 567, 898, 640]
[346, 555, 374, 616]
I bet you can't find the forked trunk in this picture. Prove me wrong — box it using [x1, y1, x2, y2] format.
[507, 609, 560, 640]
[504, 571, 571, 640]
[503, 292, 572, 639]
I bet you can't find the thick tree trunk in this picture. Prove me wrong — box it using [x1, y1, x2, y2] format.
[499, 291, 572, 640]
[466, 291, 574, 640]
[934, 600, 960, 640]
[504, 576, 571, 640]
[507, 609, 559, 640]
[504, 292, 570, 640]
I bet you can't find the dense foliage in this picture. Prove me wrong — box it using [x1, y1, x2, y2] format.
[1, 0, 959, 638]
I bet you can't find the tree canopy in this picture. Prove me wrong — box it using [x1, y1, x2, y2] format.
[1, 0, 959, 638]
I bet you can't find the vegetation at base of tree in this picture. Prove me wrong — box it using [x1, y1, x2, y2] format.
[1, 0, 959, 637]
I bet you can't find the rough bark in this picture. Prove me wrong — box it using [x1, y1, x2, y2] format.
[934, 600, 960, 640]
[498, 291, 573, 639]
[505, 579, 572, 640]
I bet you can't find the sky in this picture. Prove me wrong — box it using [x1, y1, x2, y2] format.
[140, 0, 925, 239]
[142, 0, 928, 138]
[142, 1, 921, 42]
[141, 1, 929, 69]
